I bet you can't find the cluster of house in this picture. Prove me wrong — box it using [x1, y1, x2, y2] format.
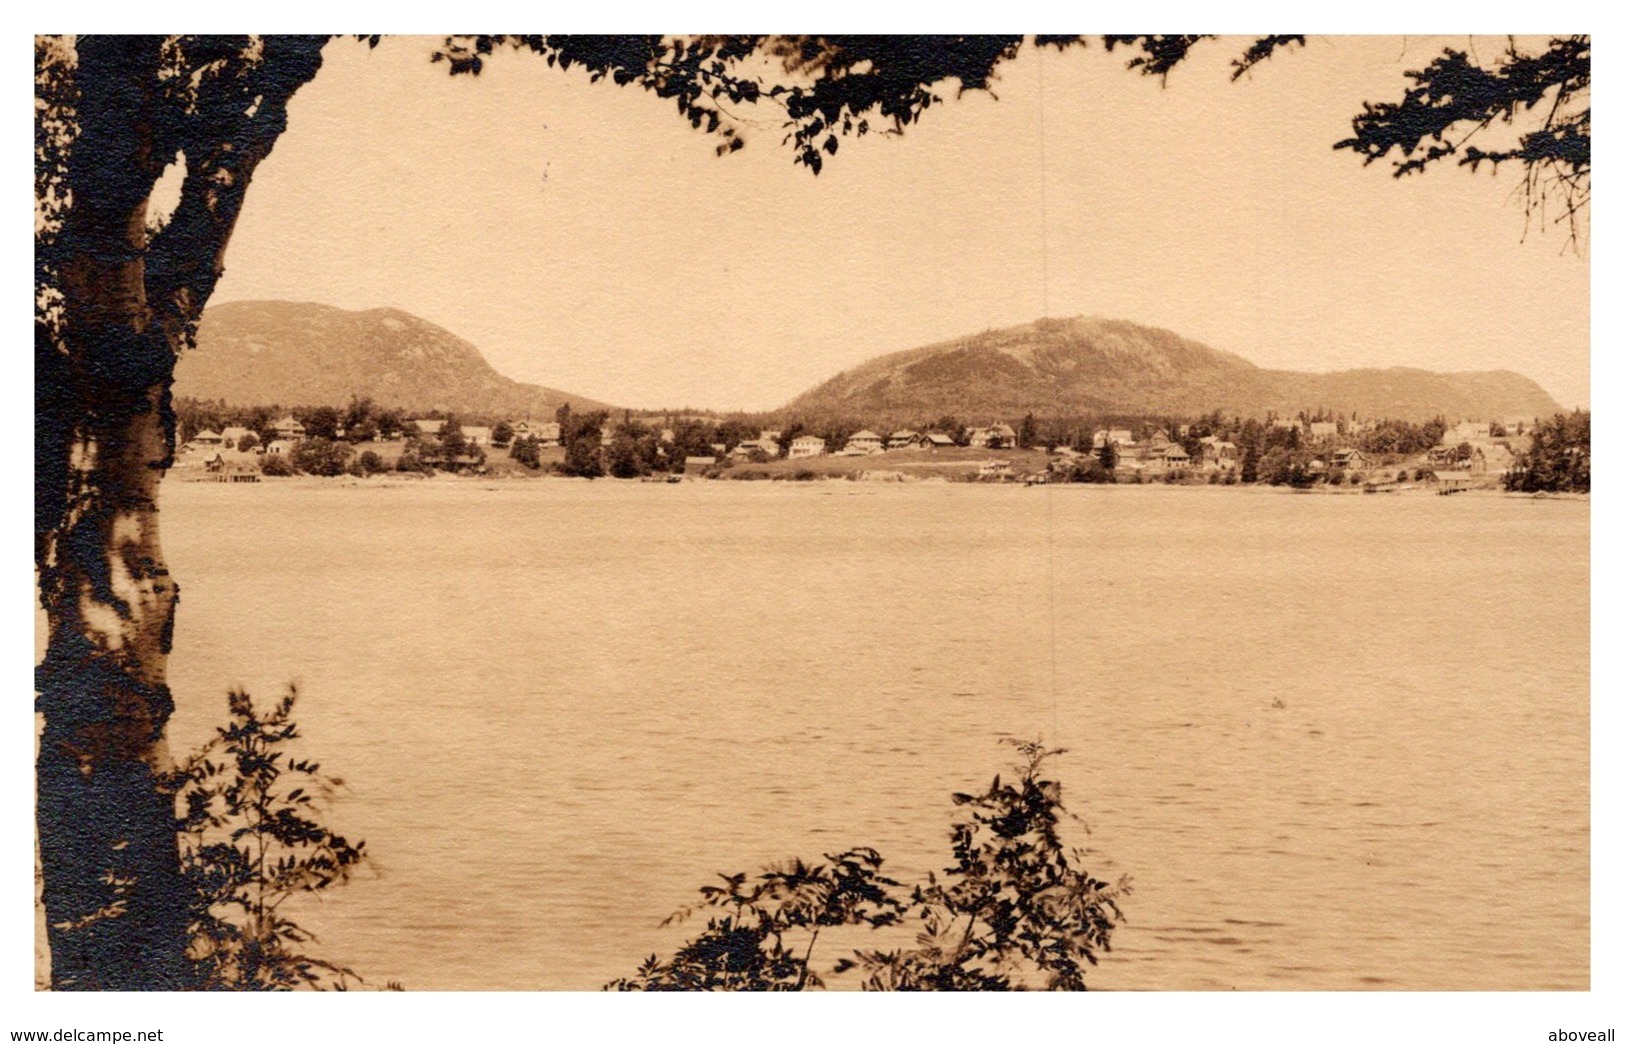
[505, 420, 563, 445]
[656, 423, 1025, 475]
[180, 414, 568, 474]
[181, 416, 306, 474]
[722, 423, 1020, 462]
[1090, 418, 1529, 481]
[1420, 422, 1525, 488]
[179, 408, 1535, 485]
[1086, 428, 1235, 475]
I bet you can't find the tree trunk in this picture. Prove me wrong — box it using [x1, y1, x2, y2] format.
[35, 36, 193, 990]
[36, 343, 191, 989]
[36, 34, 329, 989]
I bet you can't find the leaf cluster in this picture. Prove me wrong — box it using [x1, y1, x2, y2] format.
[1337, 36, 1589, 247]
[607, 848, 905, 990]
[1503, 409, 1588, 493]
[289, 437, 354, 477]
[608, 741, 1129, 991]
[428, 35, 1294, 176]
[175, 685, 371, 990]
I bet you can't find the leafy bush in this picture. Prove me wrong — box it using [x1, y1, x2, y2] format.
[176, 686, 377, 990]
[1063, 457, 1116, 484]
[560, 434, 604, 478]
[291, 437, 354, 477]
[607, 848, 904, 991]
[510, 434, 542, 469]
[1503, 410, 1589, 493]
[396, 448, 434, 474]
[608, 742, 1128, 991]
[259, 454, 294, 477]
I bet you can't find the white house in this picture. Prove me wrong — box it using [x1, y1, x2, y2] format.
[789, 435, 826, 459]
[1092, 429, 1135, 450]
[845, 430, 885, 455]
[969, 423, 1017, 449]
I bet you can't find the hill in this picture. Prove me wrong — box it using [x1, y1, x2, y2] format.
[783, 316, 1560, 424]
[176, 301, 614, 416]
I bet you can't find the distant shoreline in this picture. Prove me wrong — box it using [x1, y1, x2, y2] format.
[166, 471, 1586, 501]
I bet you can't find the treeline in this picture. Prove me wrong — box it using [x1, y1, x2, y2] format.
[1503, 410, 1589, 493]
[1049, 411, 1457, 488]
[255, 416, 489, 478]
[180, 394, 1468, 463]
[515, 406, 709, 479]
[754, 409, 1459, 461]
[176, 396, 415, 447]
[181, 392, 1548, 489]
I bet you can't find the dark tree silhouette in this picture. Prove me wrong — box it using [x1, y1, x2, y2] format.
[36, 36, 330, 990]
[1503, 410, 1589, 493]
[1335, 36, 1589, 248]
[34, 32, 1588, 990]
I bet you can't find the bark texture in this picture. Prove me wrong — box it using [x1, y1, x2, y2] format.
[36, 35, 326, 990]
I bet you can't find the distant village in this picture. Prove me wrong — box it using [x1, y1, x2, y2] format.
[172, 397, 1587, 495]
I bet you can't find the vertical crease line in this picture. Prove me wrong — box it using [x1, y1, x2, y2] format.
[1037, 42, 1061, 748]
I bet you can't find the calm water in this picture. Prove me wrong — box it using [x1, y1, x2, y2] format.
[157, 478, 1589, 990]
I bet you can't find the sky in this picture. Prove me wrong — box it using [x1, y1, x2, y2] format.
[203, 35, 1591, 414]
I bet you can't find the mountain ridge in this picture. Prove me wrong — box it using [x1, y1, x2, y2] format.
[178, 304, 1561, 424]
[177, 300, 615, 416]
[783, 316, 1559, 423]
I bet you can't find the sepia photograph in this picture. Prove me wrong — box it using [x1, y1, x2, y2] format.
[24, 21, 1605, 1043]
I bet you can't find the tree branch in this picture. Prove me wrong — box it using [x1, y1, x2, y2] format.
[145, 35, 329, 352]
